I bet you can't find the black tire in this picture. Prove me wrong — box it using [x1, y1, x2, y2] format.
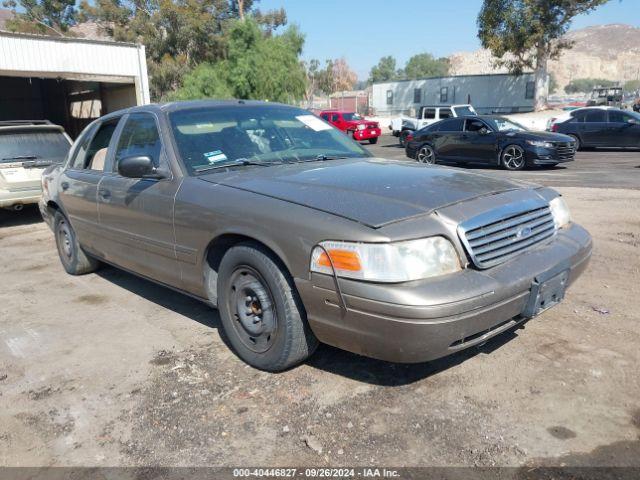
[369, 137, 378, 145]
[500, 144, 526, 170]
[54, 211, 100, 275]
[415, 144, 436, 164]
[215, 243, 318, 371]
[567, 134, 581, 151]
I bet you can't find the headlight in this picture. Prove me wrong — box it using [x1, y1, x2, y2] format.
[310, 237, 461, 282]
[527, 140, 554, 148]
[549, 196, 571, 229]
[357, 124, 366, 131]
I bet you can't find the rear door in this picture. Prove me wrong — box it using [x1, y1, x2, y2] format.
[607, 110, 640, 147]
[96, 112, 182, 287]
[59, 119, 120, 253]
[0, 127, 71, 200]
[576, 109, 608, 146]
[432, 118, 465, 160]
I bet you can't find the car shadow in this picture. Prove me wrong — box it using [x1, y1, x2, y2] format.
[0, 204, 43, 228]
[95, 263, 524, 386]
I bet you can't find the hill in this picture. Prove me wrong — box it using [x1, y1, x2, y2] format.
[448, 24, 640, 93]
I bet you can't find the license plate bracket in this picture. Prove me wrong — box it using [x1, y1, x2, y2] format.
[521, 266, 570, 318]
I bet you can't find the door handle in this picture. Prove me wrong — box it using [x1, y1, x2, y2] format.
[61, 181, 69, 191]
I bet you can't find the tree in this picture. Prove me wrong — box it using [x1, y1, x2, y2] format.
[172, 18, 306, 103]
[623, 79, 640, 94]
[548, 72, 558, 94]
[403, 53, 449, 80]
[328, 57, 357, 92]
[368, 56, 398, 84]
[2, 0, 76, 35]
[478, 0, 610, 110]
[565, 77, 614, 94]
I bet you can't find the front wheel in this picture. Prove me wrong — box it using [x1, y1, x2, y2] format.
[369, 137, 378, 145]
[567, 134, 581, 151]
[501, 145, 526, 170]
[215, 243, 318, 371]
[416, 145, 436, 164]
[54, 211, 100, 275]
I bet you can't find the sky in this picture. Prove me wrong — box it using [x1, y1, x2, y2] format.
[259, 0, 640, 80]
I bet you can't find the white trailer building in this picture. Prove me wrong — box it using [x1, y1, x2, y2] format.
[371, 73, 541, 117]
[0, 31, 150, 137]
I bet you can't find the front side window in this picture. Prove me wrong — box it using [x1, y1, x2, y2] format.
[386, 90, 393, 105]
[608, 111, 637, 123]
[331, 114, 340, 122]
[440, 87, 448, 103]
[169, 105, 370, 175]
[465, 119, 488, 132]
[413, 88, 421, 104]
[114, 113, 162, 169]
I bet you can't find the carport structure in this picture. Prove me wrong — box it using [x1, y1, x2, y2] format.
[0, 31, 150, 138]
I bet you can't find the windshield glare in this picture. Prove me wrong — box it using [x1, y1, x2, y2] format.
[341, 112, 363, 121]
[169, 105, 370, 174]
[487, 117, 528, 132]
[0, 130, 70, 162]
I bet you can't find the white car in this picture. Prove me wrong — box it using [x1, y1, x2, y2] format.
[0, 121, 72, 211]
[546, 106, 616, 131]
[390, 104, 477, 146]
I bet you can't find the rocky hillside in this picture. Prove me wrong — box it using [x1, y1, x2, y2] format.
[448, 24, 640, 93]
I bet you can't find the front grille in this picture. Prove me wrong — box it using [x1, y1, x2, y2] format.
[553, 142, 576, 160]
[458, 202, 556, 269]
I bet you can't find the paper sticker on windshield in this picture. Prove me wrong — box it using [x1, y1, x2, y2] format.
[296, 115, 332, 131]
[203, 150, 227, 163]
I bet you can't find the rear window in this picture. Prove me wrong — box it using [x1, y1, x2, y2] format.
[453, 106, 476, 117]
[0, 130, 70, 164]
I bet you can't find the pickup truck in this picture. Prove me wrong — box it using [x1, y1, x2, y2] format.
[391, 104, 477, 146]
[320, 110, 381, 144]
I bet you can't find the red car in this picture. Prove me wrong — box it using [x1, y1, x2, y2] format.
[319, 110, 381, 144]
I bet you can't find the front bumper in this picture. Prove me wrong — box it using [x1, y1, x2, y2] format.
[295, 223, 592, 363]
[526, 145, 576, 165]
[0, 188, 41, 208]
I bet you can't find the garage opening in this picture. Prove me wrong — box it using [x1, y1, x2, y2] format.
[0, 76, 138, 139]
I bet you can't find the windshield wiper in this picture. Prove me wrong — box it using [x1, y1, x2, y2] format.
[194, 158, 278, 173]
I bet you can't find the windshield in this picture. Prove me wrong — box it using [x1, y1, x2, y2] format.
[485, 117, 528, 132]
[453, 106, 476, 116]
[341, 112, 363, 121]
[0, 130, 70, 163]
[169, 105, 370, 175]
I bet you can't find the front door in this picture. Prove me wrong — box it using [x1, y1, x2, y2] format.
[97, 112, 182, 288]
[459, 118, 496, 163]
[607, 110, 640, 147]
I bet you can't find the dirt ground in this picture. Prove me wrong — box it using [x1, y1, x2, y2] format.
[1, 147, 639, 469]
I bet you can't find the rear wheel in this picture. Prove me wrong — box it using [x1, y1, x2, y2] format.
[369, 137, 378, 145]
[416, 145, 436, 164]
[215, 243, 318, 371]
[54, 211, 100, 275]
[501, 145, 526, 170]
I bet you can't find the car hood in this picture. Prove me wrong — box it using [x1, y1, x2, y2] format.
[199, 158, 535, 228]
[505, 130, 574, 142]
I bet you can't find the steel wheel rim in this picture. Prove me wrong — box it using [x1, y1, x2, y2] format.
[228, 266, 277, 353]
[57, 220, 73, 259]
[417, 146, 435, 164]
[504, 146, 524, 169]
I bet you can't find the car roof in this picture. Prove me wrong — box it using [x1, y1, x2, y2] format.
[0, 120, 65, 133]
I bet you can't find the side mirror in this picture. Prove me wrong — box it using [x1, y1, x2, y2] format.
[478, 127, 489, 135]
[117, 155, 165, 179]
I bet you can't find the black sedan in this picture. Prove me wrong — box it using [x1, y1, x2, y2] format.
[550, 108, 640, 150]
[405, 116, 577, 170]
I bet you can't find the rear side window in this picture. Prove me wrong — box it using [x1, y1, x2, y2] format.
[0, 130, 70, 164]
[439, 108, 452, 119]
[321, 114, 330, 121]
[424, 108, 436, 119]
[438, 118, 464, 132]
[114, 114, 162, 168]
[585, 110, 606, 123]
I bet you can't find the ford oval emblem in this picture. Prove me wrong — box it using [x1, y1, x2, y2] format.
[516, 226, 533, 239]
